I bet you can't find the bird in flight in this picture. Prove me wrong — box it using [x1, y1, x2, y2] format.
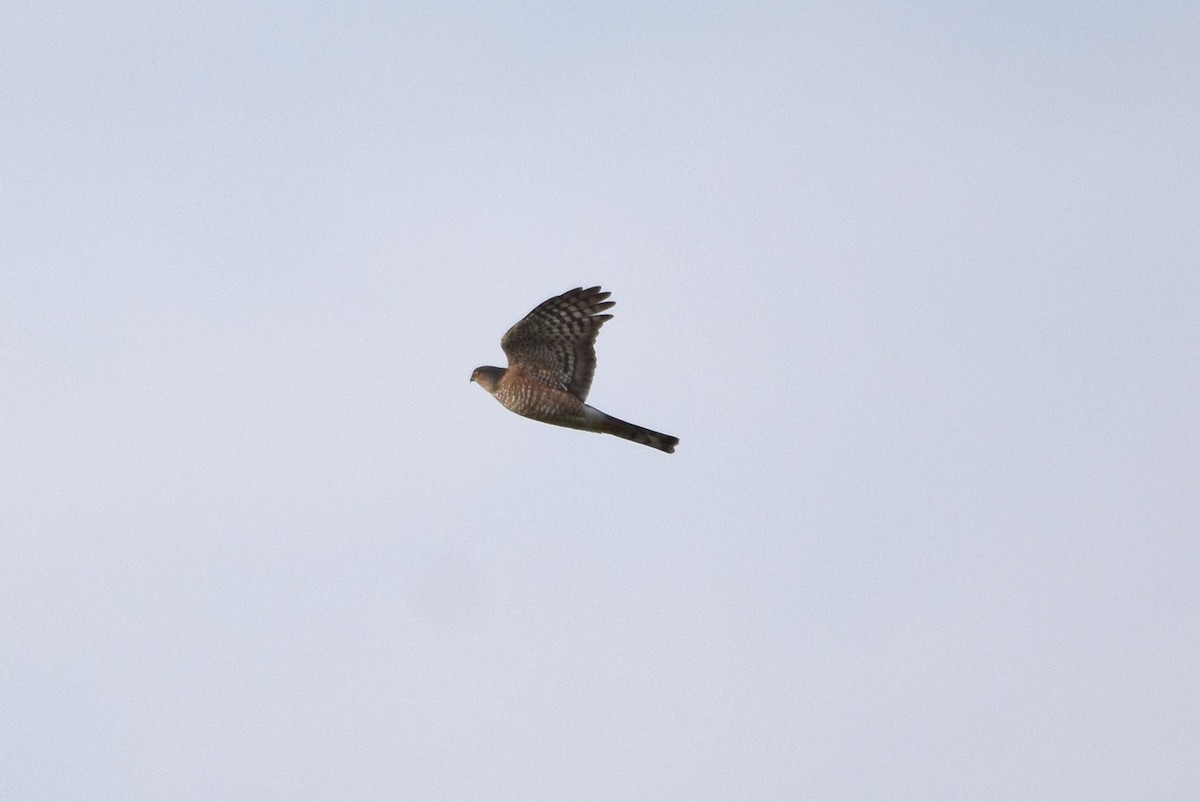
[470, 286, 679, 453]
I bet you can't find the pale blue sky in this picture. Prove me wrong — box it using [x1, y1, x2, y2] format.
[3, 2, 1198, 799]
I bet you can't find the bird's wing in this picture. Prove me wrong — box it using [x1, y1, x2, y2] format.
[500, 286, 614, 401]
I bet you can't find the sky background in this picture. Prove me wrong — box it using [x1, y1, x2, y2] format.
[3, 1, 1198, 798]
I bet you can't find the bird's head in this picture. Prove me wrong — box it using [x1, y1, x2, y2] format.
[470, 366, 505, 393]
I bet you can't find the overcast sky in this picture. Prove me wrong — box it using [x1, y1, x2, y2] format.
[3, 1, 1198, 799]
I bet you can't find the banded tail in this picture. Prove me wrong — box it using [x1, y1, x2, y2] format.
[589, 408, 679, 454]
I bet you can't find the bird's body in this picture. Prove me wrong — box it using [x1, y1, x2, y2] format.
[471, 287, 678, 453]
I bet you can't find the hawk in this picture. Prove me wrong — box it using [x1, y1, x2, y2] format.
[470, 286, 679, 453]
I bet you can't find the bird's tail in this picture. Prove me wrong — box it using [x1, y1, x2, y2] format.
[594, 411, 679, 454]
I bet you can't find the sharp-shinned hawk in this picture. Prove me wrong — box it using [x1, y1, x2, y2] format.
[470, 286, 679, 453]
